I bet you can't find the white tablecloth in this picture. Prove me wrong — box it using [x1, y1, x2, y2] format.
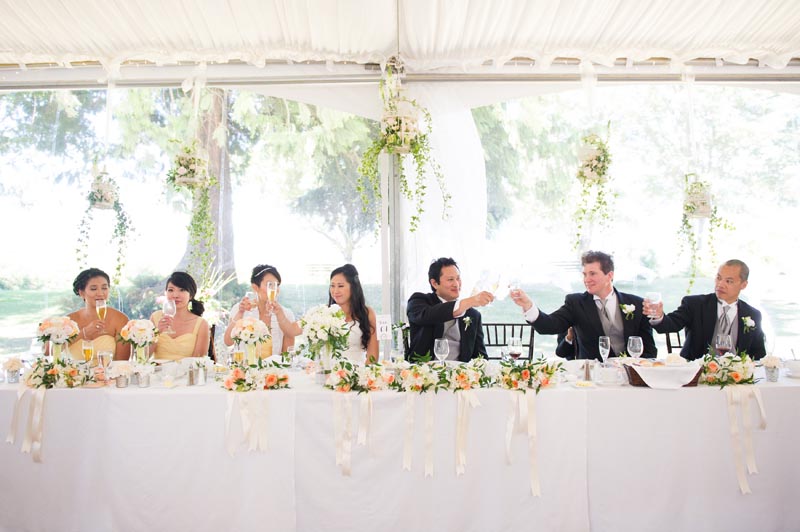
[1, 372, 799, 532]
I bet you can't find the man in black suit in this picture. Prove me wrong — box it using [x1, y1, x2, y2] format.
[511, 251, 657, 360]
[644, 259, 766, 360]
[406, 257, 493, 361]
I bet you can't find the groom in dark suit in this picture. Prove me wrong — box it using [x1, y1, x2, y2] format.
[406, 257, 493, 361]
[511, 251, 657, 360]
[644, 259, 766, 360]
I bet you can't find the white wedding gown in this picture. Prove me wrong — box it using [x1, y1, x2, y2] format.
[341, 321, 366, 365]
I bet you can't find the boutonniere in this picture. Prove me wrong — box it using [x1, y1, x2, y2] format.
[463, 317, 472, 330]
[620, 304, 636, 321]
[741, 316, 755, 333]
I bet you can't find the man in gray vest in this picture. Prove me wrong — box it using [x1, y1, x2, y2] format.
[510, 250, 657, 360]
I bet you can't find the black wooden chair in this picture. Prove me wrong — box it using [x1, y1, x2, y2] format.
[664, 330, 683, 354]
[481, 323, 535, 360]
[207, 324, 216, 361]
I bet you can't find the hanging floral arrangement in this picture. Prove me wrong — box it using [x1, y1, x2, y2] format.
[678, 173, 733, 292]
[167, 139, 217, 276]
[76, 165, 133, 288]
[573, 124, 613, 249]
[357, 63, 451, 231]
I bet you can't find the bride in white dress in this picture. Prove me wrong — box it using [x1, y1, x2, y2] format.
[329, 264, 378, 365]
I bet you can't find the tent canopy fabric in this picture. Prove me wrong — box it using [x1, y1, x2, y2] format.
[1, 0, 799, 78]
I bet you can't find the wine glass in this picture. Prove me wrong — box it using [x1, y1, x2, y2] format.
[162, 298, 177, 335]
[644, 291, 662, 319]
[266, 281, 278, 304]
[627, 336, 644, 360]
[98, 351, 113, 381]
[433, 338, 449, 364]
[598, 336, 611, 365]
[244, 290, 257, 311]
[96, 299, 107, 321]
[715, 334, 733, 356]
[508, 337, 523, 363]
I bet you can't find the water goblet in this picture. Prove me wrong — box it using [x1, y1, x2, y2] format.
[598, 336, 611, 365]
[644, 292, 662, 319]
[433, 338, 449, 364]
[162, 298, 177, 335]
[98, 351, 113, 381]
[627, 336, 644, 360]
[715, 334, 733, 356]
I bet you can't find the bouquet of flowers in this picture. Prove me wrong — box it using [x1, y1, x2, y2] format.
[222, 359, 290, 392]
[443, 358, 493, 392]
[37, 316, 80, 344]
[88, 165, 118, 209]
[577, 133, 611, 184]
[357, 363, 396, 392]
[119, 319, 159, 347]
[26, 358, 93, 389]
[498, 361, 532, 392]
[325, 358, 361, 393]
[701, 350, 756, 388]
[3, 357, 23, 372]
[300, 304, 351, 359]
[392, 362, 441, 393]
[230, 317, 271, 345]
[529, 357, 563, 393]
[166, 140, 209, 189]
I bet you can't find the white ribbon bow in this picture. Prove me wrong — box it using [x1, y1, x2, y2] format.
[505, 392, 540, 496]
[455, 390, 481, 476]
[725, 385, 767, 494]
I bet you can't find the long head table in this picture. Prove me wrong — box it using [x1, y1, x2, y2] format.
[1, 370, 799, 532]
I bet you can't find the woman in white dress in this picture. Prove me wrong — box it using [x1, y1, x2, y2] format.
[328, 264, 378, 365]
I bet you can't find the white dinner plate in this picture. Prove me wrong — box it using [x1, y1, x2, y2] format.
[786, 371, 800, 379]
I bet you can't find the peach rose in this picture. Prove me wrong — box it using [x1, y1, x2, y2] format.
[47, 368, 58, 375]
[265, 374, 278, 388]
[707, 361, 719, 373]
[730, 371, 742, 383]
[224, 378, 234, 390]
[231, 368, 245, 380]
[521, 369, 531, 381]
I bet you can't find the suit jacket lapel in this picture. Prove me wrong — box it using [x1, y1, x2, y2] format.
[582, 292, 604, 338]
[735, 300, 747, 350]
[616, 289, 634, 338]
[703, 295, 718, 351]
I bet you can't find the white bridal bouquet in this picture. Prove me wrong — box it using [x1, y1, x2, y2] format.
[300, 304, 350, 358]
[119, 319, 159, 347]
[230, 317, 271, 345]
[37, 316, 80, 345]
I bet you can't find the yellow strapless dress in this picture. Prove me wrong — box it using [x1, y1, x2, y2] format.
[69, 334, 116, 362]
[152, 311, 203, 361]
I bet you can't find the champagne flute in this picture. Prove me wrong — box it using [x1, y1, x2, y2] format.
[627, 336, 644, 360]
[266, 281, 278, 304]
[715, 334, 733, 356]
[598, 336, 611, 365]
[644, 291, 662, 319]
[508, 337, 523, 362]
[96, 299, 107, 321]
[162, 298, 177, 335]
[244, 291, 257, 313]
[433, 338, 450, 364]
[232, 344, 245, 366]
[82, 340, 94, 365]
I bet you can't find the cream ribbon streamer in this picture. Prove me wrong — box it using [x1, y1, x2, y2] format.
[455, 390, 481, 476]
[357, 394, 372, 448]
[402, 393, 415, 471]
[504, 392, 541, 496]
[725, 385, 767, 494]
[6, 385, 29, 446]
[333, 394, 353, 476]
[21, 388, 47, 463]
[424, 394, 435, 477]
[224, 394, 270, 455]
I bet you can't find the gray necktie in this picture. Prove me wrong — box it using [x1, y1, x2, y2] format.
[718, 304, 731, 335]
[596, 298, 624, 354]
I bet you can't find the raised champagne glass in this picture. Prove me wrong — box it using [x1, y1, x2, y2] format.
[266, 281, 278, 304]
[162, 298, 177, 335]
[96, 299, 107, 321]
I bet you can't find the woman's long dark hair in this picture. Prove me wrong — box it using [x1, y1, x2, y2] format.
[328, 264, 371, 350]
[166, 271, 205, 317]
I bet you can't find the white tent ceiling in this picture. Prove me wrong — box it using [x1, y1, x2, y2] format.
[1, 0, 800, 88]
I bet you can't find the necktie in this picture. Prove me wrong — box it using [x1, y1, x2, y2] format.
[719, 304, 731, 335]
[596, 298, 624, 355]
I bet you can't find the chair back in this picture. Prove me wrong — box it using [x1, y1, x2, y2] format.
[208, 324, 216, 361]
[481, 323, 535, 359]
[664, 330, 683, 354]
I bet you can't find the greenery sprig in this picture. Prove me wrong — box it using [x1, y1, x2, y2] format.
[678, 173, 734, 293]
[357, 66, 451, 231]
[76, 167, 133, 289]
[573, 123, 613, 249]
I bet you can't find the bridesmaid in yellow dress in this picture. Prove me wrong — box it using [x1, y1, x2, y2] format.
[150, 271, 210, 360]
[67, 268, 129, 361]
